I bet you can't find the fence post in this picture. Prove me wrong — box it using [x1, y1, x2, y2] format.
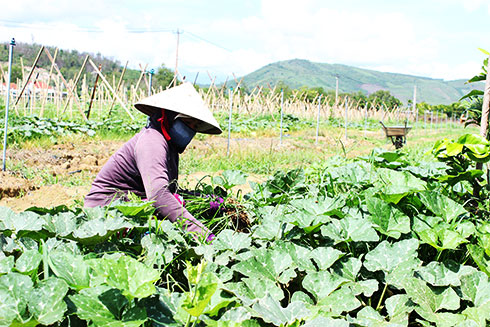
[431, 111, 433, 130]
[227, 88, 233, 157]
[279, 89, 284, 146]
[413, 85, 417, 128]
[2, 38, 15, 172]
[335, 76, 339, 108]
[316, 94, 322, 145]
[344, 99, 348, 141]
[364, 105, 368, 138]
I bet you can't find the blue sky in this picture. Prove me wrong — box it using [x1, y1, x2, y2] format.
[0, 0, 489, 84]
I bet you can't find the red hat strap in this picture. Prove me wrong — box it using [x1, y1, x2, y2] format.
[157, 109, 172, 141]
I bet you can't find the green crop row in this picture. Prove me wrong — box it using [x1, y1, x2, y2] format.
[1, 135, 490, 326]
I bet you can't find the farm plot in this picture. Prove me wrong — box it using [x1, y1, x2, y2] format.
[1, 145, 490, 327]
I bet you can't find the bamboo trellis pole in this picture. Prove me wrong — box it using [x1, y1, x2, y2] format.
[44, 48, 87, 121]
[62, 55, 89, 115]
[107, 60, 128, 118]
[15, 46, 44, 107]
[40, 48, 58, 117]
[88, 58, 134, 120]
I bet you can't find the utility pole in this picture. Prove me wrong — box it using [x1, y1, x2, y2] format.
[174, 28, 182, 87]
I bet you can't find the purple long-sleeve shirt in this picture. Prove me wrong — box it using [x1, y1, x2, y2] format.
[84, 124, 207, 235]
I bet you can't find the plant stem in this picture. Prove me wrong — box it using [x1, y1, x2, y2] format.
[41, 239, 49, 280]
[376, 283, 388, 311]
[436, 250, 443, 261]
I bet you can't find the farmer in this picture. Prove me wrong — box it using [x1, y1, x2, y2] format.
[84, 82, 222, 240]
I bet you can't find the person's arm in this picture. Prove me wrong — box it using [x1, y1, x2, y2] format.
[134, 130, 209, 237]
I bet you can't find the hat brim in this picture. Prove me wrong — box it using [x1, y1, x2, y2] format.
[134, 104, 222, 135]
[134, 83, 222, 135]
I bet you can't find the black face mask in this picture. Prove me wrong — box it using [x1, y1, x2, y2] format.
[168, 119, 196, 153]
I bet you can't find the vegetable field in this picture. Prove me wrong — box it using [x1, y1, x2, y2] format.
[1, 136, 490, 326]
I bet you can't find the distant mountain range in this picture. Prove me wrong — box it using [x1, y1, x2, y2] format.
[235, 59, 483, 105]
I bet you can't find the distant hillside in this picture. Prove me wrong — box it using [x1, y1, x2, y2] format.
[237, 59, 483, 105]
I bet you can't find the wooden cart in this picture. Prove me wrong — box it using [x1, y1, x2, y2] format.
[379, 121, 412, 149]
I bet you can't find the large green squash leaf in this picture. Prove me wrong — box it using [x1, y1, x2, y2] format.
[327, 161, 374, 186]
[302, 270, 348, 300]
[251, 294, 310, 326]
[366, 197, 410, 239]
[310, 246, 344, 271]
[303, 316, 349, 327]
[403, 278, 460, 315]
[290, 196, 345, 218]
[321, 215, 379, 244]
[415, 261, 476, 287]
[0, 272, 33, 325]
[468, 245, 490, 277]
[331, 257, 362, 281]
[214, 229, 251, 253]
[315, 287, 361, 316]
[141, 233, 178, 267]
[213, 170, 248, 190]
[364, 239, 419, 275]
[418, 191, 467, 224]
[226, 277, 284, 306]
[143, 289, 185, 327]
[69, 285, 147, 327]
[284, 211, 328, 233]
[275, 241, 317, 272]
[233, 248, 295, 284]
[385, 294, 415, 325]
[0, 207, 45, 233]
[48, 251, 91, 291]
[353, 306, 406, 327]
[72, 216, 131, 245]
[114, 200, 155, 218]
[417, 224, 468, 251]
[374, 168, 426, 204]
[206, 307, 260, 327]
[27, 277, 68, 325]
[15, 249, 42, 274]
[460, 271, 490, 307]
[88, 255, 160, 299]
[43, 211, 77, 237]
[204, 289, 236, 317]
[0, 254, 14, 274]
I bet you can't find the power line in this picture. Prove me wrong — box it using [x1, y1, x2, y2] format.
[0, 19, 174, 34]
[183, 30, 232, 52]
[0, 19, 233, 52]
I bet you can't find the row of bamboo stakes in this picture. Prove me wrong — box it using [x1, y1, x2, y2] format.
[0, 45, 443, 124]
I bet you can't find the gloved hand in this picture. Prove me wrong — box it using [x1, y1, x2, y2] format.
[206, 233, 215, 244]
[173, 193, 185, 206]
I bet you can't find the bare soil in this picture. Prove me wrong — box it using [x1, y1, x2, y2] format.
[0, 138, 269, 211]
[0, 140, 122, 211]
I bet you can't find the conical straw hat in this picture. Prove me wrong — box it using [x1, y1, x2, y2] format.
[134, 82, 222, 134]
